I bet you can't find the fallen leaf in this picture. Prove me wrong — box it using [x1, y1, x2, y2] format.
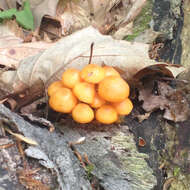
[0, 22, 23, 48]
[0, 27, 185, 94]
[57, 1, 90, 36]
[138, 80, 190, 122]
[4, 19, 25, 39]
[136, 112, 151, 123]
[56, 0, 147, 38]
[0, 41, 53, 68]
[39, 15, 62, 41]
[31, 0, 59, 28]
[119, 0, 147, 27]
[4, 127, 38, 145]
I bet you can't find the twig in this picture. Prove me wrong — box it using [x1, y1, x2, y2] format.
[0, 143, 15, 149]
[69, 143, 86, 169]
[16, 140, 27, 168]
[163, 177, 175, 190]
[88, 42, 94, 65]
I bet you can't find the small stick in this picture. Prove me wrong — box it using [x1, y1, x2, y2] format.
[69, 143, 86, 169]
[0, 143, 15, 149]
[88, 42, 94, 65]
[16, 140, 27, 168]
[84, 153, 92, 165]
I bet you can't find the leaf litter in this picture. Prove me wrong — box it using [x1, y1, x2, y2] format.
[138, 79, 190, 122]
[0, 27, 184, 89]
[0, 26, 186, 123]
[0, 1, 189, 189]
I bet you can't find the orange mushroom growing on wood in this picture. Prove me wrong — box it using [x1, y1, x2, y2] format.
[49, 87, 77, 113]
[72, 103, 94, 123]
[47, 81, 64, 97]
[98, 76, 130, 102]
[62, 68, 81, 88]
[112, 98, 133, 115]
[90, 93, 106, 108]
[73, 82, 95, 104]
[96, 105, 118, 124]
[48, 64, 133, 124]
[80, 64, 105, 84]
[103, 66, 120, 77]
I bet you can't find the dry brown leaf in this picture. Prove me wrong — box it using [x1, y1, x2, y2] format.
[0, 27, 185, 94]
[57, 2, 90, 36]
[55, 0, 147, 39]
[136, 112, 151, 123]
[39, 15, 62, 41]
[1, 0, 142, 40]
[138, 80, 190, 122]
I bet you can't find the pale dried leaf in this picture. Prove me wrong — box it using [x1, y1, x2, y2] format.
[57, 0, 147, 39]
[0, 27, 185, 93]
[4, 127, 38, 145]
[120, 0, 147, 26]
[5, 20, 25, 39]
[113, 22, 133, 40]
[0, 41, 53, 68]
[58, 2, 90, 36]
[0, 0, 17, 9]
[31, 0, 59, 28]
[0, 23, 23, 47]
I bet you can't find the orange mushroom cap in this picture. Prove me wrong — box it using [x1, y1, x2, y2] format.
[90, 93, 106, 108]
[72, 103, 94, 123]
[47, 81, 64, 97]
[73, 82, 95, 104]
[49, 87, 77, 113]
[103, 66, 120, 77]
[96, 105, 118, 124]
[62, 68, 81, 88]
[80, 64, 105, 84]
[98, 76, 130, 102]
[113, 98, 133, 115]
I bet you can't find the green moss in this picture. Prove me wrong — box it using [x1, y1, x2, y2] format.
[173, 167, 180, 177]
[85, 164, 95, 181]
[124, 0, 153, 41]
[160, 122, 190, 190]
[111, 132, 157, 190]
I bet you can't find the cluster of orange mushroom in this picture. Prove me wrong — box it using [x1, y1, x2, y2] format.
[48, 64, 133, 124]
